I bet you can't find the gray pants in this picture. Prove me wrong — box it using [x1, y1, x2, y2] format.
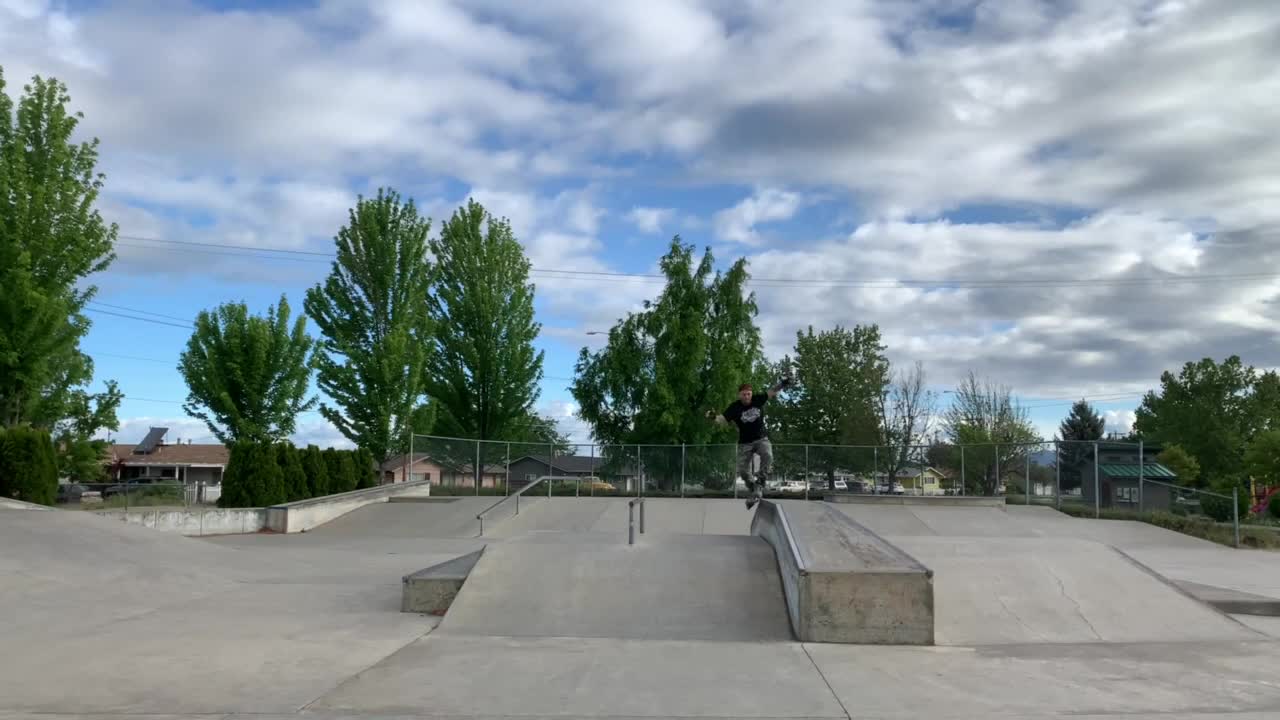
[736, 438, 773, 490]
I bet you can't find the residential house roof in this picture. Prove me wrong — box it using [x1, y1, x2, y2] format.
[514, 454, 637, 476]
[1098, 463, 1177, 479]
[108, 443, 229, 467]
[379, 452, 505, 474]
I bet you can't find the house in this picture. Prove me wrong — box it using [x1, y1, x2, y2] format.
[106, 427, 228, 503]
[1078, 442, 1178, 510]
[380, 453, 506, 488]
[505, 454, 637, 493]
[857, 467, 950, 494]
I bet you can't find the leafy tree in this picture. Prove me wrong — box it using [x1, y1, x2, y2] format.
[218, 441, 252, 508]
[1244, 430, 1280, 490]
[1134, 356, 1280, 484]
[278, 443, 309, 501]
[53, 380, 122, 482]
[943, 372, 1041, 495]
[178, 295, 316, 444]
[305, 188, 433, 464]
[301, 444, 330, 498]
[1156, 444, 1202, 488]
[423, 201, 545, 485]
[322, 448, 346, 496]
[0, 69, 120, 467]
[246, 442, 286, 506]
[770, 325, 887, 489]
[1056, 399, 1105, 491]
[572, 238, 762, 490]
[0, 425, 59, 505]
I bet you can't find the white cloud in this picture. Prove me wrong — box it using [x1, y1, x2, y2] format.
[625, 206, 674, 234]
[714, 187, 803, 245]
[1105, 410, 1137, 436]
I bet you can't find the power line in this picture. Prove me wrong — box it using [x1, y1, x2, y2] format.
[89, 301, 194, 324]
[113, 234, 1280, 289]
[85, 307, 192, 329]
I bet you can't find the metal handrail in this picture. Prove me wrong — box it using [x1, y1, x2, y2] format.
[628, 496, 646, 545]
[476, 474, 551, 536]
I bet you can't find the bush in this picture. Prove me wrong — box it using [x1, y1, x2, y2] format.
[0, 426, 59, 506]
[1054, 503, 1280, 549]
[354, 447, 376, 489]
[302, 445, 329, 498]
[1269, 491, 1280, 520]
[278, 443, 309, 502]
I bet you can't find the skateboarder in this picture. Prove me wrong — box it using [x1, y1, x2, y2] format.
[706, 375, 793, 509]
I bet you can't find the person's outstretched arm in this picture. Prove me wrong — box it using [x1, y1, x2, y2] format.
[766, 374, 794, 399]
[705, 409, 728, 424]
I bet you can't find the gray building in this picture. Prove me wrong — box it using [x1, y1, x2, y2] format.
[1078, 442, 1178, 510]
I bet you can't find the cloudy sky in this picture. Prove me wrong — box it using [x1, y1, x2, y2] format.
[4, 0, 1278, 448]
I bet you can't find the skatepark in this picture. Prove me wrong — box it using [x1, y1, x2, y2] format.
[4, 490, 1280, 719]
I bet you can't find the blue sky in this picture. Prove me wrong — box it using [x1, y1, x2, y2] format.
[4, 0, 1278, 448]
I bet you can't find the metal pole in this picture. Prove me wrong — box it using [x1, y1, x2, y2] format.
[1025, 446, 1031, 505]
[590, 444, 596, 497]
[805, 444, 811, 499]
[1138, 439, 1144, 512]
[1054, 442, 1061, 510]
[995, 445, 1000, 498]
[475, 440, 481, 496]
[505, 442, 511, 497]
[960, 445, 965, 496]
[636, 445, 642, 497]
[407, 433, 413, 484]
[680, 444, 686, 498]
[733, 444, 738, 499]
[640, 499, 646, 534]
[629, 502, 635, 545]
[873, 446, 879, 494]
[1233, 491, 1240, 548]
[549, 440, 555, 498]
[1094, 441, 1101, 519]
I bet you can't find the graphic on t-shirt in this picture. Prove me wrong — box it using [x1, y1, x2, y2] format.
[740, 407, 761, 423]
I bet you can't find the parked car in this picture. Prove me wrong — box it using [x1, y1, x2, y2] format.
[57, 483, 88, 503]
[876, 482, 906, 495]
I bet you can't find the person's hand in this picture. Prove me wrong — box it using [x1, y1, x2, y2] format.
[705, 409, 716, 419]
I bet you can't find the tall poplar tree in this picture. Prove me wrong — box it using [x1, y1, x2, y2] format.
[423, 199, 543, 441]
[0, 68, 121, 460]
[304, 189, 433, 464]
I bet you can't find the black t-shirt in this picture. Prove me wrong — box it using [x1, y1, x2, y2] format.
[724, 393, 769, 444]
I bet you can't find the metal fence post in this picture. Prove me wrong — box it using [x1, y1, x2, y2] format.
[636, 445, 642, 498]
[1094, 441, 1101, 519]
[1054, 442, 1061, 509]
[680, 444, 686, 498]
[1138, 439, 1144, 512]
[994, 444, 1000, 498]
[1025, 447, 1031, 505]
[505, 442, 511, 496]
[1233, 491, 1240, 548]
[629, 501, 635, 545]
[406, 433, 413, 484]
[805, 444, 811, 499]
[873, 446, 879, 494]
[590, 444, 596, 497]
[475, 440, 481, 496]
[960, 445, 965, 496]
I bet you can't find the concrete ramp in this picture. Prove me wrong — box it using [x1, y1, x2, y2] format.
[892, 536, 1261, 646]
[438, 535, 793, 641]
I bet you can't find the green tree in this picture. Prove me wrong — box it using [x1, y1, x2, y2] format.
[571, 238, 762, 490]
[305, 188, 433, 465]
[301, 444, 330, 498]
[247, 442, 286, 506]
[423, 200, 544, 445]
[0, 69, 120, 463]
[1134, 356, 1280, 484]
[1244, 430, 1280, 490]
[1056, 399, 1105, 491]
[53, 380, 122, 482]
[1156, 444, 1202, 488]
[218, 441, 252, 508]
[178, 295, 316, 444]
[278, 443, 309, 501]
[943, 372, 1041, 495]
[322, 448, 345, 496]
[770, 325, 888, 489]
[0, 425, 59, 505]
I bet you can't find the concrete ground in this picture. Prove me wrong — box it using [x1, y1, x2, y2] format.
[5, 496, 1280, 719]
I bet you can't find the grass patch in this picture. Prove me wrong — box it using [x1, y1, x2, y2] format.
[1054, 503, 1280, 550]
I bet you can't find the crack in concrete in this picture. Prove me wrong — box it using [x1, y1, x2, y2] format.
[995, 593, 1040, 640]
[1046, 564, 1102, 640]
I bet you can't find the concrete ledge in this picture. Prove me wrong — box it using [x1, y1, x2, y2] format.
[402, 548, 485, 614]
[388, 496, 460, 504]
[0, 497, 54, 511]
[266, 480, 434, 533]
[93, 507, 268, 535]
[751, 500, 934, 645]
[825, 493, 1006, 507]
[1176, 581, 1280, 617]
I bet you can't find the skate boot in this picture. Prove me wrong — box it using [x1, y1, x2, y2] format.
[744, 480, 760, 509]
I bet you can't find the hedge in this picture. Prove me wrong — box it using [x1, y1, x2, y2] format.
[1055, 503, 1280, 549]
[218, 441, 379, 508]
[0, 426, 59, 506]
